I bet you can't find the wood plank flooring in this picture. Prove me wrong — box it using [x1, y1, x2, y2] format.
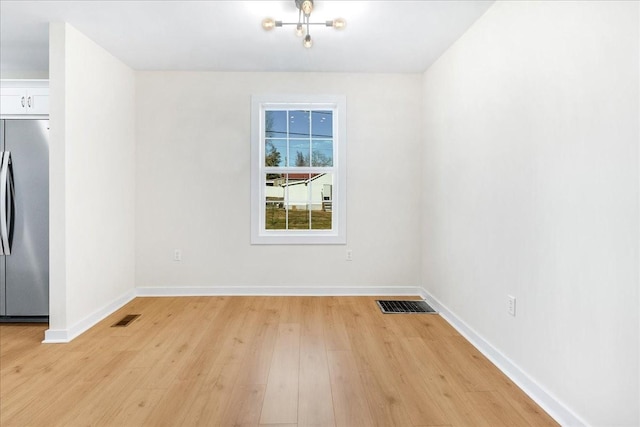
[0, 296, 558, 427]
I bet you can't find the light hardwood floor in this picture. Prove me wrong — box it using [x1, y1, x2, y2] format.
[0, 296, 558, 426]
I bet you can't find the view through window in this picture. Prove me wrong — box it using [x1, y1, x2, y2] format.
[264, 109, 334, 230]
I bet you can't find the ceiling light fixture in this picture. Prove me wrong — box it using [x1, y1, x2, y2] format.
[261, 0, 346, 49]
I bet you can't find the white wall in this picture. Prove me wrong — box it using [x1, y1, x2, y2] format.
[48, 23, 67, 334]
[48, 23, 135, 338]
[422, 1, 639, 426]
[135, 72, 422, 290]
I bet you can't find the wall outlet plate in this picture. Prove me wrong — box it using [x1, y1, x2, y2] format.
[507, 295, 516, 316]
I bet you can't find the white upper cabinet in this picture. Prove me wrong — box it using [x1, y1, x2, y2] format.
[0, 81, 49, 116]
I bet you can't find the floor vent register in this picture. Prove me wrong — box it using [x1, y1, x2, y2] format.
[376, 300, 436, 314]
[111, 314, 141, 327]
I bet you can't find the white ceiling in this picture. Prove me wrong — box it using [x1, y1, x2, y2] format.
[0, 0, 494, 74]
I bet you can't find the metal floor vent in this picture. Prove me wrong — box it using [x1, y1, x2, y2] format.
[376, 300, 436, 314]
[111, 314, 140, 327]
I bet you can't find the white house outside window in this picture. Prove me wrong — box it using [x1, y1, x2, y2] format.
[251, 95, 346, 244]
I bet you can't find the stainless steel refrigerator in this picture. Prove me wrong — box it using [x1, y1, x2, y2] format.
[0, 119, 49, 321]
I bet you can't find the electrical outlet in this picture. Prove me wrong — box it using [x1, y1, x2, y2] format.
[507, 295, 516, 316]
[346, 249, 353, 261]
[174, 249, 182, 262]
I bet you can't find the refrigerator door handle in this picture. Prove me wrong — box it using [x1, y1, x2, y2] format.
[0, 151, 5, 255]
[0, 151, 14, 256]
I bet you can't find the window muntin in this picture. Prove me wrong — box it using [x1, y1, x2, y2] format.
[251, 96, 346, 244]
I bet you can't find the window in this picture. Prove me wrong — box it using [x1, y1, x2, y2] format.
[251, 95, 346, 244]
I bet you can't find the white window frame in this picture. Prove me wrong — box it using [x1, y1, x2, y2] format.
[251, 94, 347, 245]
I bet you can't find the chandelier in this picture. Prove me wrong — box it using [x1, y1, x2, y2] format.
[261, 0, 346, 48]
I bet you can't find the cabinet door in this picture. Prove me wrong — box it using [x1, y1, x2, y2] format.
[26, 88, 49, 115]
[0, 88, 28, 114]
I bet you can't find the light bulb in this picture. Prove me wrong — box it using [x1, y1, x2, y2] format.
[295, 24, 305, 37]
[333, 18, 346, 30]
[262, 18, 276, 30]
[303, 35, 313, 48]
[301, 0, 313, 16]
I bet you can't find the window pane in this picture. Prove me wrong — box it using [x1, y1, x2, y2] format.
[310, 173, 332, 229]
[265, 172, 284, 193]
[311, 209, 332, 229]
[265, 201, 285, 230]
[289, 110, 310, 138]
[285, 173, 310, 229]
[265, 139, 286, 167]
[285, 173, 310, 203]
[265, 111, 287, 138]
[287, 208, 310, 230]
[289, 140, 310, 166]
[313, 172, 332, 206]
[265, 173, 285, 225]
[311, 139, 333, 166]
[311, 111, 332, 138]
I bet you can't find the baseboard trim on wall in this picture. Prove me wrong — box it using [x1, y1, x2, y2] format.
[43, 289, 136, 344]
[135, 285, 424, 297]
[42, 328, 69, 344]
[417, 288, 588, 427]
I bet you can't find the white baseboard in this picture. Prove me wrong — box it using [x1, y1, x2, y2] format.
[42, 328, 70, 344]
[43, 289, 136, 344]
[418, 288, 588, 427]
[135, 285, 424, 297]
